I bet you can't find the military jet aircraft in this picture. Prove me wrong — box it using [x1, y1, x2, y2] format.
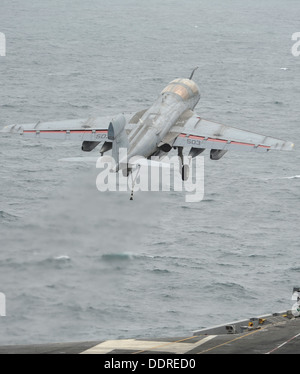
[1, 68, 294, 183]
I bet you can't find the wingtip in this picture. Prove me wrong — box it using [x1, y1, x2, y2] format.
[1, 124, 15, 133]
[0, 124, 23, 133]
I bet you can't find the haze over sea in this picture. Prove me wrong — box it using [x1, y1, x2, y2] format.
[0, 0, 299, 345]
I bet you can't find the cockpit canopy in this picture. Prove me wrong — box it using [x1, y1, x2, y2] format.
[161, 78, 200, 103]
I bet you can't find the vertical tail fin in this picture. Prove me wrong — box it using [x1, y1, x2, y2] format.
[108, 114, 129, 169]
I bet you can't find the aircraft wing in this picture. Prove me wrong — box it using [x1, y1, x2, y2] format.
[1, 115, 132, 142]
[172, 113, 294, 154]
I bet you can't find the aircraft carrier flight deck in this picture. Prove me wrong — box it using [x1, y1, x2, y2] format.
[0, 310, 299, 354]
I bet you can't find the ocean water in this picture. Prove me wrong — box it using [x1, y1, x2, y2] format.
[0, 0, 300, 345]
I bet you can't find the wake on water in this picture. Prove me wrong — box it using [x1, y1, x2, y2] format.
[263, 175, 300, 180]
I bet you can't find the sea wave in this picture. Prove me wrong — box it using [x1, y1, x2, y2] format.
[0, 210, 19, 222]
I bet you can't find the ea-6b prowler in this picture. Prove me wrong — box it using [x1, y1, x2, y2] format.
[1, 68, 294, 181]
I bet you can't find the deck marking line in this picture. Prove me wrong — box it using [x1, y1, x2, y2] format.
[265, 332, 300, 354]
[131, 335, 217, 354]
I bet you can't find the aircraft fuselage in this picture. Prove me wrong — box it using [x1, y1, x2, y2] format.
[126, 78, 200, 161]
